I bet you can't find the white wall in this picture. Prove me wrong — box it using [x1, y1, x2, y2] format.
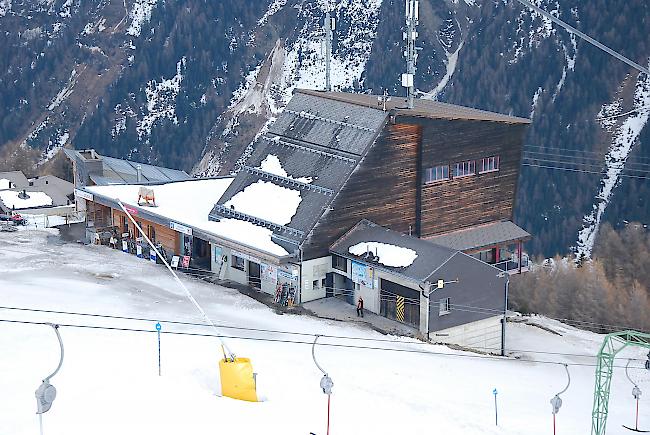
[300, 256, 330, 302]
[429, 316, 502, 350]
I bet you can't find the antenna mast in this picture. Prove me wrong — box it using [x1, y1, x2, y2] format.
[324, 3, 335, 92]
[402, 0, 419, 109]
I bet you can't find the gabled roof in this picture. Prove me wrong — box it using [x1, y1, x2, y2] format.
[297, 89, 531, 124]
[330, 219, 461, 283]
[425, 220, 531, 252]
[63, 149, 190, 186]
[0, 171, 29, 190]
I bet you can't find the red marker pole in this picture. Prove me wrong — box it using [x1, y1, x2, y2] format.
[327, 395, 331, 435]
[553, 413, 556, 435]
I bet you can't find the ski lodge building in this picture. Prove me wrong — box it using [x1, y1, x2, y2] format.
[66, 89, 531, 349]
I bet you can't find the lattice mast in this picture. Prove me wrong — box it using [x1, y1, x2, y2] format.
[402, 0, 419, 108]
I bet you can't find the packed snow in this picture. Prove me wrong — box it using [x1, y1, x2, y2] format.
[0, 178, 12, 190]
[2, 229, 650, 434]
[349, 242, 418, 268]
[0, 0, 11, 17]
[86, 178, 290, 256]
[0, 191, 53, 209]
[577, 63, 650, 258]
[47, 68, 80, 111]
[224, 180, 302, 226]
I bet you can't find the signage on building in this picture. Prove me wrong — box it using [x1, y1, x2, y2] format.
[351, 261, 374, 288]
[122, 241, 128, 253]
[150, 250, 157, 264]
[213, 246, 223, 261]
[261, 264, 277, 282]
[74, 189, 93, 201]
[125, 206, 138, 216]
[170, 221, 192, 236]
[278, 268, 298, 282]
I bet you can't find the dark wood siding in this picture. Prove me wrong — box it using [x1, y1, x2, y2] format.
[302, 122, 421, 259]
[414, 118, 527, 238]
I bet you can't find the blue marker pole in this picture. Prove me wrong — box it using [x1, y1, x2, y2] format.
[493, 388, 498, 426]
[155, 322, 162, 376]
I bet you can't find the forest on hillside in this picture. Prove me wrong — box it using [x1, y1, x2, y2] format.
[510, 222, 650, 332]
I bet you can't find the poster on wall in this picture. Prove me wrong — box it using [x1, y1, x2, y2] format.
[351, 261, 374, 288]
[170, 256, 180, 268]
[181, 255, 190, 268]
[213, 246, 223, 262]
[261, 264, 277, 282]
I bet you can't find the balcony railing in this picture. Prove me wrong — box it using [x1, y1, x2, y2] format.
[494, 253, 529, 274]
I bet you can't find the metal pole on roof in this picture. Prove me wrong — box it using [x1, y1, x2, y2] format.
[402, 0, 419, 108]
[324, 2, 334, 92]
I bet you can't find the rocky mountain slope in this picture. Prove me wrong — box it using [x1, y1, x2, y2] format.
[1, 0, 649, 257]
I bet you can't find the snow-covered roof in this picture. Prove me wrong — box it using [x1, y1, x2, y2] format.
[349, 242, 418, 268]
[86, 178, 291, 257]
[0, 179, 12, 190]
[0, 190, 53, 210]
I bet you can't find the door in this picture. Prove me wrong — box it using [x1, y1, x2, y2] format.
[325, 273, 334, 297]
[344, 277, 354, 305]
[380, 279, 420, 328]
[248, 261, 261, 289]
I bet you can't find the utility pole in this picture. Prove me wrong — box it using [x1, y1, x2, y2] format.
[402, 0, 419, 108]
[500, 272, 510, 356]
[324, 4, 335, 92]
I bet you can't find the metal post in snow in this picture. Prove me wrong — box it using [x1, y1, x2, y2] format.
[493, 388, 498, 426]
[156, 322, 162, 376]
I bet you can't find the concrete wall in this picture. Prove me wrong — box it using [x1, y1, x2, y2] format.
[429, 316, 502, 350]
[300, 256, 330, 302]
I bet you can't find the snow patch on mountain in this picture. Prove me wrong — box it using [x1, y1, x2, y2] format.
[39, 130, 69, 164]
[576, 66, 650, 258]
[126, 0, 158, 37]
[47, 68, 80, 111]
[552, 34, 577, 101]
[136, 57, 186, 141]
[421, 41, 464, 101]
[258, 0, 287, 26]
[0, 0, 12, 17]
[510, 0, 558, 64]
[530, 87, 542, 119]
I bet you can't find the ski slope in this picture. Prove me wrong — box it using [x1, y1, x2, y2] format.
[1, 229, 649, 435]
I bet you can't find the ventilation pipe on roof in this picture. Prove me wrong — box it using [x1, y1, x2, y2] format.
[136, 164, 142, 183]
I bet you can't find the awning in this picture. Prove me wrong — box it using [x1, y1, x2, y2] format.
[425, 221, 531, 252]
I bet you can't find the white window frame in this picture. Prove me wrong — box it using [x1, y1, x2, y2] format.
[453, 160, 476, 178]
[424, 165, 450, 183]
[439, 297, 451, 316]
[479, 156, 500, 174]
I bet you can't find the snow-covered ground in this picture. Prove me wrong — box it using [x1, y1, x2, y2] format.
[1, 229, 649, 434]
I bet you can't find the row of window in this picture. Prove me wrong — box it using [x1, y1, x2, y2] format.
[425, 156, 500, 184]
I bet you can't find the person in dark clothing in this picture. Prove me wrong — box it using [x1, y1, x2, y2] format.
[356, 297, 364, 317]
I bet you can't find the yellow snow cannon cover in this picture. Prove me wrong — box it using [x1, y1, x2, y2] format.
[219, 357, 258, 402]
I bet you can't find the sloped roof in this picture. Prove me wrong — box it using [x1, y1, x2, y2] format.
[330, 219, 460, 283]
[63, 149, 190, 186]
[209, 94, 389, 254]
[0, 171, 29, 190]
[297, 89, 531, 124]
[425, 221, 531, 251]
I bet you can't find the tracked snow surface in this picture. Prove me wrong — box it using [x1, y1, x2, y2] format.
[2, 229, 650, 434]
[348, 242, 418, 268]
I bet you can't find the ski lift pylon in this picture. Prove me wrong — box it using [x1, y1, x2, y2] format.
[623, 359, 649, 433]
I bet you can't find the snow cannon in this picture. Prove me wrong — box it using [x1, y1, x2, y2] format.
[219, 357, 258, 402]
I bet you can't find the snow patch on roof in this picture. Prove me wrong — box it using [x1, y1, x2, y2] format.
[224, 180, 301, 226]
[0, 0, 12, 17]
[349, 242, 418, 268]
[126, 0, 158, 37]
[86, 178, 290, 256]
[259, 154, 313, 183]
[0, 179, 13, 190]
[0, 191, 53, 209]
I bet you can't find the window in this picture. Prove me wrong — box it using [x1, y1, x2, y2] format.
[321, 278, 327, 288]
[424, 165, 450, 183]
[439, 297, 451, 316]
[453, 160, 476, 178]
[148, 225, 156, 242]
[121, 216, 128, 233]
[313, 280, 319, 289]
[231, 255, 245, 271]
[332, 254, 347, 272]
[479, 156, 500, 174]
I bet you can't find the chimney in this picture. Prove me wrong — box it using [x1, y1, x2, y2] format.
[136, 164, 142, 182]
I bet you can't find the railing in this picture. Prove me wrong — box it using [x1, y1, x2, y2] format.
[494, 253, 529, 274]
